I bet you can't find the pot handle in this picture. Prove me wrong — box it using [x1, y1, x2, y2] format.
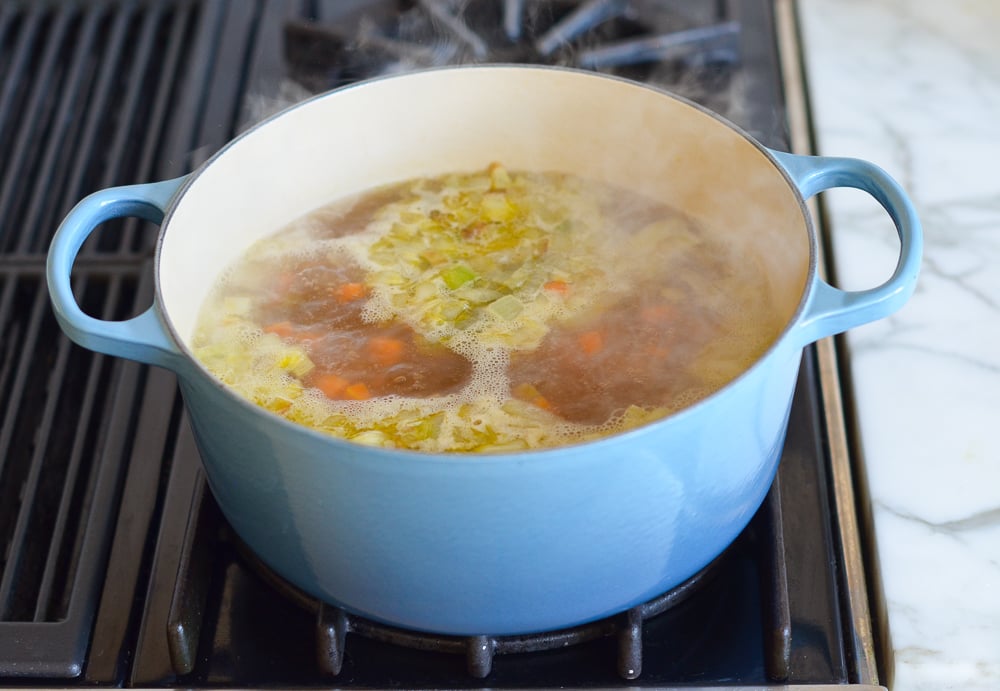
[46, 177, 188, 370]
[769, 150, 922, 347]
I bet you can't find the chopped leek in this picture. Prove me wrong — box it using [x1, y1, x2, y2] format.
[487, 295, 523, 321]
[351, 163, 611, 350]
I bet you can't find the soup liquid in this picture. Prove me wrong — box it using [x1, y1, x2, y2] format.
[192, 164, 783, 452]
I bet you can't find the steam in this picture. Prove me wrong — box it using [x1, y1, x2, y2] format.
[237, 0, 750, 133]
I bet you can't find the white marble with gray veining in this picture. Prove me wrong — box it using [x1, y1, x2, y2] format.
[798, 1, 1000, 689]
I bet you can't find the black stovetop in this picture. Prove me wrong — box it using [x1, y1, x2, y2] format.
[0, 0, 865, 687]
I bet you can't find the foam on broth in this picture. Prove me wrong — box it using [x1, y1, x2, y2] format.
[191, 164, 785, 453]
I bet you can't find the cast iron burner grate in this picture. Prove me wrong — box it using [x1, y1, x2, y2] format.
[162, 474, 791, 682]
[278, 0, 741, 123]
[242, 540, 718, 680]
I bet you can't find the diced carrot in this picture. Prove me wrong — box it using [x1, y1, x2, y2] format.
[533, 396, 553, 411]
[335, 282, 366, 303]
[264, 321, 295, 339]
[344, 382, 371, 400]
[368, 337, 406, 366]
[512, 383, 539, 400]
[578, 330, 604, 356]
[512, 383, 554, 411]
[543, 280, 570, 295]
[314, 373, 349, 399]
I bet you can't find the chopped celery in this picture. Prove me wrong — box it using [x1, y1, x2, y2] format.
[440, 264, 478, 289]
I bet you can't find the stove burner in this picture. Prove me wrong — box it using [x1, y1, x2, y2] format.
[237, 539, 720, 680]
[533, 0, 631, 56]
[161, 474, 792, 683]
[576, 21, 739, 69]
[282, 0, 740, 94]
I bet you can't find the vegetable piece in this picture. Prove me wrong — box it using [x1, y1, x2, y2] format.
[278, 350, 314, 378]
[487, 294, 524, 321]
[578, 330, 604, 356]
[542, 280, 570, 295]
[481, 192, 516, 222]
[314, 373, 349, 399]
[419, 248, 449, 266]
[512, 383, 553, 411]
[335, 282, 366, 303]
[264, 321, 295, 339]
[350, 430, 391, 447]
[344, 382, 371, 400]
[440, 264, 477, 290]
[488, 161, 512, 190]
[224, 296, 252, 315]
[368, 337, 406, 366]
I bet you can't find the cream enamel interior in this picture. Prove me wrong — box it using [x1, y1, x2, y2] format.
[158, 66, 810, 348]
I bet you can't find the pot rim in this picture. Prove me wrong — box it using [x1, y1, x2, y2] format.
[154, 63, 818, 464]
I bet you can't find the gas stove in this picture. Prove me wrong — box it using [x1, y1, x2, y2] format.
[0, 1, 885, 688]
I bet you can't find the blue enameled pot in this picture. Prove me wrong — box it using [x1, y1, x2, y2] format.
[46, 66, 920, 635]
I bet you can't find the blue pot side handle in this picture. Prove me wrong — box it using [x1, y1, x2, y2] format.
[769, 150, 922, 347]
[46, 177, 188, 369]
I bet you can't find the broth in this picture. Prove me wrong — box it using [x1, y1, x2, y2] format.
[192, 164, 784, 452]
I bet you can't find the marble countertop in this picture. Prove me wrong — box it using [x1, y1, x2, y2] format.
[798, 0, 1000, 689]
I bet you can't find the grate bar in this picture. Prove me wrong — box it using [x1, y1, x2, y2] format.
[0, 286, 20, 429]
[121, 4, 196, 253]
[53, 6, 134, 248]
[762, 473, 792, 681]
[0, 7, 42, 159]
[0, 279, 46, 480]
[96, 5, 166, 254]
[155, 0, 228, 179]
[80, 4, 166, 258]
[0, 9, 73, 251]
[0, 3, 16, 48]
[503, 0, 525, 41]
[99, 3, 167, 255]
[15, 8, 103, 255]
[0, 283, 71, 616]
[535, 0, 629, 56]
[33, 277, 128, 620]
[192, 0, 261, 167]
[575, 21, 740, 69]
[85, 365, 179, 682]
[0, 277, 18, 395]
[237, 0, 303, 131]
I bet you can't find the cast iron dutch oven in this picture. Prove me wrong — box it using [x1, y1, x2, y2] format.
[47, 66, 921, 636]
